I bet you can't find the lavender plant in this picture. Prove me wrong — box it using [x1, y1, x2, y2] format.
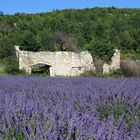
[0, 76, 139, 139]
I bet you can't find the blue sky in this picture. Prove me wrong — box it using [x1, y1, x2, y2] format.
[0, 0, 140, 14]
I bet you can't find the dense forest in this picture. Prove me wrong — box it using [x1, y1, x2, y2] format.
[0, 7, 140, 64]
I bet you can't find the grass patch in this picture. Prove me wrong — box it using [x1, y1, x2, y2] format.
[80, 69, 124, 78]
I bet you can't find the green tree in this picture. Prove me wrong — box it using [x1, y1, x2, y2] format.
[90, 39, 115, 61]
[20, 31, 38, 51]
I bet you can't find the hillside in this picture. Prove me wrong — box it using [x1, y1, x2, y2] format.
[0, 7, 140, 61]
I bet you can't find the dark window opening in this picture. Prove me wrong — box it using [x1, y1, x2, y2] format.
[72, 66, 83, 70]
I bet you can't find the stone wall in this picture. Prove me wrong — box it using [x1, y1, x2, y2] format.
[15, 46, 120, 76]
[15, 46, 95, 76]
[103, 49, 120, 74]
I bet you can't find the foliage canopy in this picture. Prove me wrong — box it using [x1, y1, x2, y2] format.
[0, 7, 140, 61]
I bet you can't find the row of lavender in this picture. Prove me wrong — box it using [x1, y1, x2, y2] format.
[0, 77, 139, 140]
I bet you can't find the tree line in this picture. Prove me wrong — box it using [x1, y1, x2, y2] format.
[0, 7, 140, 62]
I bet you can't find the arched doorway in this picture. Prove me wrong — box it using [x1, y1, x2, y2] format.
[30, 63, 51, 76]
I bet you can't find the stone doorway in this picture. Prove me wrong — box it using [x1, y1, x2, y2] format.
[30, 63, 51, 76]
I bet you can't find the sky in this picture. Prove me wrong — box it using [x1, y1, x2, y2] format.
[0, 0, 140, 15]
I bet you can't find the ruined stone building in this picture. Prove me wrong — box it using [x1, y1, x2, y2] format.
[15, 46, 120, 76]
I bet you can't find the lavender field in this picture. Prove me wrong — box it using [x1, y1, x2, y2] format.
[0, 77, 139, 140]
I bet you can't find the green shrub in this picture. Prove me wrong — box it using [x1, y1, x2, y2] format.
[4, 56, 26, 75]
[108, 69, 124, 77]
[121, 51, 140, 60]
[90, 39, 115, 62]
[5, 66, 26, 75]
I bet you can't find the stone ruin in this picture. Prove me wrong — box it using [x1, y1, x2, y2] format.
[15, 46, 120, 76]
